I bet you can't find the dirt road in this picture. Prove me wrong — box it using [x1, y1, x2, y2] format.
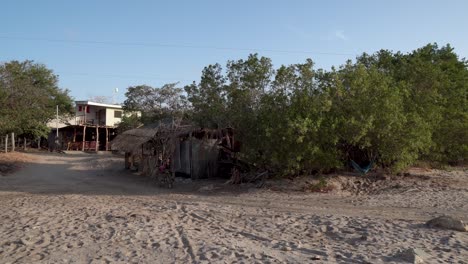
[0, 152, 467, 263]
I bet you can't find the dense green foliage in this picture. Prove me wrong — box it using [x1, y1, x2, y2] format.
[122, 83, 188, 125]
[0, 60, 73, 138]
[5, 46, 463, 174]
[183, 44, 467, 173]
[120, 44, 466, 173]
[116, 114, 143, 134]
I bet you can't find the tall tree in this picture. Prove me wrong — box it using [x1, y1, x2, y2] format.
[175, 44, 468, 174]
[184, 63, 227, 128]
[224, 54, 274, 159]
[0, 60, 73, 138]
[123, 83, 187, 124]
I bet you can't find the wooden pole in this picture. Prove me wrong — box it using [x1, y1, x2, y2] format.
[105, 127, 109, 151]
[82, 126, 86, 151]
[11, 132, 15, 152]
[95, 126, 99, 152]
[125, 152, 130, 169]
[141, 144, 145, 173]
[4, 134, 8, 153]
[73, 127, 76, 142]
[189, 132, 193, 179]
[170, 135, 175, 187]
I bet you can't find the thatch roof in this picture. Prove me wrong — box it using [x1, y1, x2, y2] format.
[111, 127, 158, 153]
[111, 122, 195, 153]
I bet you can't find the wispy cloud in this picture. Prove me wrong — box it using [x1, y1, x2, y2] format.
[319, 30, 350, 42]
[334, 30, 347, 41]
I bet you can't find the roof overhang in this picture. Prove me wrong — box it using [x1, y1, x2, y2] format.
[75, 101, 122, 109]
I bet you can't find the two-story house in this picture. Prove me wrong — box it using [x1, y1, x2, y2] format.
[49, 101, 140, 151]
[74, 101, 126, 127]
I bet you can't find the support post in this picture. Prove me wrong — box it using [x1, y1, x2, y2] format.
[73, 127, 76, 142]
[171, 135, 176, 187]
[95, 126, 99, 152]
[4, 134, 8, 153]
[189, 132, 193, 179]
[105, 127, 109, 151]
[125, 152, 130, 169]
[82, 126, 86, 151]
[141, 145, 144, 171]
[56, 105, 59, 138]
[11, 132, 15, 152]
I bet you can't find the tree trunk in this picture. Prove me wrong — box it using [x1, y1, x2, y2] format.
[24, 137, 27, 150]
[37, 138, 40, 149]
[4, 134, 8, 153]
[11, 132, 15, 152]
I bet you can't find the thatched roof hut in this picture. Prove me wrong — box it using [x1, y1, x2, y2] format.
[111, 122, 240, 180]
[111, 121, 194, 153]
[111, 126, 158, 154]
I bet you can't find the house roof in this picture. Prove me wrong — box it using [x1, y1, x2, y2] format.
[75, 101, 123, 109]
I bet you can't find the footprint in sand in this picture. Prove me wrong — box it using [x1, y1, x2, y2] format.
[30, 253, 45, 261]
[20, 234, 43, 246]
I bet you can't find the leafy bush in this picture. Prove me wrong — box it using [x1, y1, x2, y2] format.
[179, 44, 468, 174]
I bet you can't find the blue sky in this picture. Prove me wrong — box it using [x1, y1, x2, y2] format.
[1, 0, 467, 102]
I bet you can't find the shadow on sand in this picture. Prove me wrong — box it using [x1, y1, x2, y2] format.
[0, 151, 252, 197]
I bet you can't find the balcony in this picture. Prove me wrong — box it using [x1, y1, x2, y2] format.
[74, 116, 106, 126]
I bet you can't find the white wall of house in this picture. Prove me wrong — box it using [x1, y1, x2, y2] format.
[75, 105, 103, 124]
[72, 101, 139, 127]
[105, 108, 123, 126]
[48, 101, 140, 130]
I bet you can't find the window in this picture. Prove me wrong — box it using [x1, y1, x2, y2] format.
[114, 111, 122, 118]
[78, 106, 82, 111]
[86, 106, 90, 113]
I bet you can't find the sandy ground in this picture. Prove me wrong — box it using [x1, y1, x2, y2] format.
[0, 152, 467, 264]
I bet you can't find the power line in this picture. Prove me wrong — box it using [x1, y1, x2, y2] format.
[56, 71, 194, 82]
[0, 36, 355, 56]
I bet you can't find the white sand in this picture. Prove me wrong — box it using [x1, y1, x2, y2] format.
[0, 152, 467, 263]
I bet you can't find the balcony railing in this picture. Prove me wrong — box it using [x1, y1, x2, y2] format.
[74, 116, 106, 126]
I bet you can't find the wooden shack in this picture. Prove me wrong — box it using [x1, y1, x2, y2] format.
[111, 123, 240, 180]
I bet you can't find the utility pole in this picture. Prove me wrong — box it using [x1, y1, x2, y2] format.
[56, 105, 59, 138]
[113, 88, 118, 104]
[55, 105, 59, 151]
